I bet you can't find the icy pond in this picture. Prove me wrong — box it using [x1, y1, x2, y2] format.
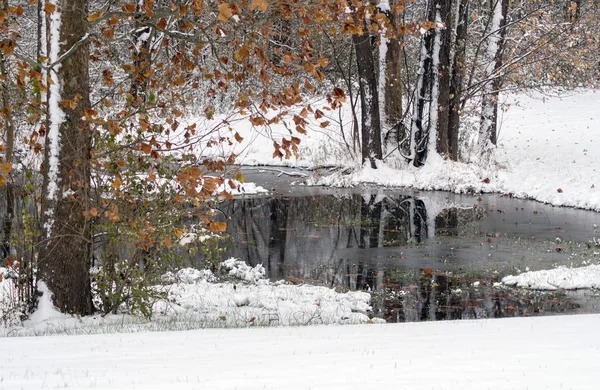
[195, 168, 600, 323]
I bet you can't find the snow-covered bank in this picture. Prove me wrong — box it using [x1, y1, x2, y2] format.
[1, 261, 376, 336]
[502, 263, 600, 290]
[1, 314, 599, 389]
[231, 90, 600, 211]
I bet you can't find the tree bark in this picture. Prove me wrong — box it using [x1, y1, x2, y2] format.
[447, 0, 469, 160]
[1, 0, 15, 261]
[353, 32, 383, 168]
[435, 0, 453, 158]
[410, 0, 436, 167]
[39, 0, 93, 314]
[383, 1, 403, 126]
[479, 0, 509, 150]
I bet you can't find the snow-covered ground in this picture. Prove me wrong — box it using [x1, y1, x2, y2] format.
[0, 260, 377, 337]
[1, 314, 599, 389]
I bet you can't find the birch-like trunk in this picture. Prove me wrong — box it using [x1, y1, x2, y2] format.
[410, 0, 442, 167]
[478, 0, 509, 153]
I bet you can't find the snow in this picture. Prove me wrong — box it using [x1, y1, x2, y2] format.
[378, 0, 390, 12]
[44, 0, 65, 234]
[220, 257, 266, 283]
[502, 263, 600, 290]
[1, 314, 599, 389]
[303, 90, 600, 211]
[1, 259, 374, 336]
[26, 281, 67, 323]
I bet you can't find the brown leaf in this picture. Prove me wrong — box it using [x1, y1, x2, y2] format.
[43, 2, 56, 14]
[83, 207, 99, 220]
[112, 176, 122, 189]
[157, 17, 167, 30]
[164, 237, 173, 249]
[209, 221, 227, 233]
[122, 3, 136, 13]
[234, 132, 244, 143]
[250, 0, 269, 11]
[482, 178, 490, 184]
[0, 163, 12, 173]
[140, 143, 152, 154]
[87, 11, 103, 22]
[217, 3, 232, 21]
[557, 188, 563, 193]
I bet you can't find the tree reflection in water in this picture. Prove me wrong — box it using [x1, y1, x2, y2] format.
[197, 193, 583, 322]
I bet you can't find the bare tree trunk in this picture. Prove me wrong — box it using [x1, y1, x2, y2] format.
[410, 0, 436, 167]
[383, 0, 403, 126]
[353, 32, 383, 168]
[39, 0, 93, 314]
[435, 0, 453, 158]
[447, 0, 469, 160]
[479, 0, 509, 151]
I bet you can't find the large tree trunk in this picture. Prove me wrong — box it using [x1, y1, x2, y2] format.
[447, 0, 469, 161]
[435, 0, 453, 158]
[353, 32, 383, 168]
[384, 38, 402, 125]
[479, 0, 509, 151]
[1, 0, 15, 261]
[39, 0, 93, 314]
[383, 0, 403, 126]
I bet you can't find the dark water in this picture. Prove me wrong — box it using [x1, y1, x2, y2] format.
[202, 169, 600, 322]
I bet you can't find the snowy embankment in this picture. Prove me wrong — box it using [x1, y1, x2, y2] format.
[309, 91, 600, 210]
[155, 260, 374, 328]
[226, 90, 600, 211]
[502, 263, 600, 290]
[1, 314, 599, 389]
[0, 260, 376, 336]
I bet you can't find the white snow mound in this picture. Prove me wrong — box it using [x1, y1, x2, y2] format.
[502, 264, 600, 290]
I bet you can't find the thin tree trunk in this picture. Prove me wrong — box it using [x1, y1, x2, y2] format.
[130, 1, 152, 104]
[410, 0, 436, 167]
[479, 0, 509, 151]
[39, 0, 93, 314]
[447, 0, 469, 160]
